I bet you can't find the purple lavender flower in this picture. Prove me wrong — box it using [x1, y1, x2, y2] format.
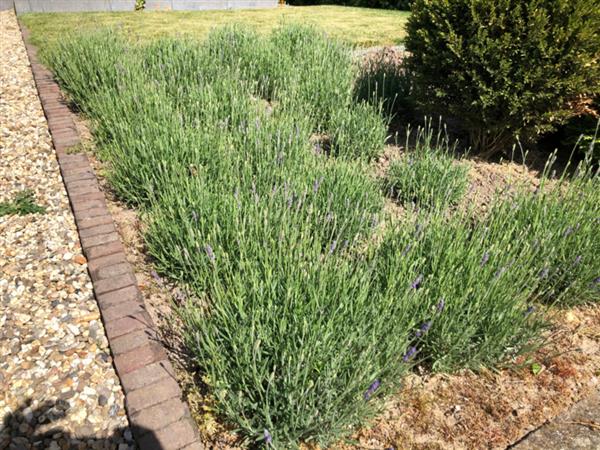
[371, 214, 379, 228]
[402, 346, 417, 362]
[524, 305, 535, 316]
[480, 252, 490, 267]
[563, 226, 573, 237]
[593, 276, 600, 285]
[204, 244, 216, 263]
[150, 270, 162, 283]
[411, 274, 423, 290]
[415, 321, 432, 338]
[329, 240, 337, 255]
[263, 429, 272, 446]
[436, 298, 445, 313]
[363, 379, 381, 401]
[539, 267, 549, 279]
[313, 177, 323, 194]
[401, 244, 411, 257]
[573, 255, 582, 266]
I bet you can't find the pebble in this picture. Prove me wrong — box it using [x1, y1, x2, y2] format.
[0, 10, 129, 447]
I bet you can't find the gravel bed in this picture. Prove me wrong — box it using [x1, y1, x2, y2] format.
[0, 10, 132, 449]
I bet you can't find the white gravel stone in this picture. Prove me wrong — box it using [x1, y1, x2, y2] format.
[0, 9, 130, 448]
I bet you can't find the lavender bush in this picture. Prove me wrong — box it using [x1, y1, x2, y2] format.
[44, 24, 600, 448]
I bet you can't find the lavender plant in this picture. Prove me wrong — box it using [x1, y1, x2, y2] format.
[385, 121, 469, 209]
[42, 23, 600, 448]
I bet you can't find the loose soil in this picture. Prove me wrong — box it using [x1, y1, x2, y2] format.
[70, 85, 600, 450]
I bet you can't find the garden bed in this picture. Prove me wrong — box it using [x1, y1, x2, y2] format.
[33, 23, 599, 448]
[74, 113, 600, 449]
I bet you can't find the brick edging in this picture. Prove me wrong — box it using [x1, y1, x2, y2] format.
[19, 22, 203, 450]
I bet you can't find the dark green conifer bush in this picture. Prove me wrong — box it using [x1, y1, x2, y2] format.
[405, 0, 600, 156]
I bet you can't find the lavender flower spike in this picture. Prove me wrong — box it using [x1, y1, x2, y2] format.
[573, 255, 582, 266]
[436, 298, 445, 313]
[364, 379, 381, 401]
[263, 429, 272, 446]
[480, 251, 490, 267]
[204, 244, 216, 263]
[402, 346, 417, 363]
[150, 270, 162, 283]
[313, 176, 324, 194]
[539, 267, 549, 279]
[329, 240, 337, 255]
[411, 274, 424, 290]
[415, 321, 432, 338]
[593, 276, 600, 285]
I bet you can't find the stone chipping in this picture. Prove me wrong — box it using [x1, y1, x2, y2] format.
[0, 10, 132, 449]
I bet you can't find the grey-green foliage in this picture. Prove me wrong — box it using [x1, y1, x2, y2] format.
[385, 122, 469, 209]
[45, 23, 600, 448]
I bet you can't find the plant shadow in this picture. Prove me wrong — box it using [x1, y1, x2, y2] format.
[0, 399, 161, 449]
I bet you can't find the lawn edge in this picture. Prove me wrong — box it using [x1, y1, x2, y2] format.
[18, 20, 204, 450]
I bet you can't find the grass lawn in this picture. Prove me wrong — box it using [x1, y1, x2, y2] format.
[20, 5, 409, 48]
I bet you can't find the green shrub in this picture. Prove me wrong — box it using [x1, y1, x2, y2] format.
[287, 0, 414, 10]
[377, 154, 600, 371]
[405, 0, 600, 156]
[559, 101, 600, 161]
[385, 123, 469, 208]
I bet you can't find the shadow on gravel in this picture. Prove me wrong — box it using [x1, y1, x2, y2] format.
[0, 399, 158, 450]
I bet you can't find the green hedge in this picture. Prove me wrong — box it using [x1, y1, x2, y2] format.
[286, 0, 413, 11]
[405, 0, 600, 156]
